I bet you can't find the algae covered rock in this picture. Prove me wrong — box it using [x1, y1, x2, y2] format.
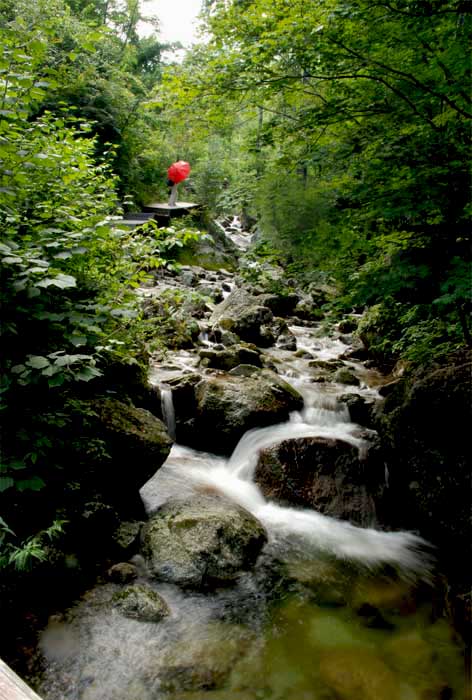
[319, 648, 400, 700]
[112, 583, 170, 622]
[198, 344, 262, 371]
[153, 622, 255, 692]
[334, 367, 360, 386]
[209, 287, 278, 346]
[107, 562, 139, 584]
[172, 369, 303, 455]
[141, 494, 267, 588]
[90, 398, 173, 487]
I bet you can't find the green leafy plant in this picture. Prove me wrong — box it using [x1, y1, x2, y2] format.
[0, 517, 66, 571]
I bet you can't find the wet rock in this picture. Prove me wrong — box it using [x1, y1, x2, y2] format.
[341, 345, 369, 361]
[111, 520, 142, 556]
[178, 268, 198, 287]
[141, 494, 267, 588]
[174, 221, 239, 269]
[339, 394, 377, 428]
[219, 329, 241, 346]
[257, 292, 300, 317]
[112, 583, 170, 622]
[152, 622, 255, 692]
[198, 345, 262, 371]
[308, 359, 344, 371]
[107, 562, 138, 584]
[356, 603, 395, 630]
[378, 378, 402, 396]
[181, 295, 212, 319]
[286, 559, 348, 607]
[352, 579, 416, 615]
[89, 399, 173, 488]
[254, 437, 383, 525]
[167, 372, 202, 421]
[319, 649, 399, 700]
[376, 353, 472, 635]
[294, 349, 313, 359]
[228, 364, 261, 377]
[210, 288, 275, 345]
[173, 369, 303, 455]
[334, 367, 360, 386]
[277, 332, 297, 351]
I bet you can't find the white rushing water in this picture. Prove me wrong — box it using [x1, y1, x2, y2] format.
[143, 327, 431, 577]
[216, 216, 253, 251]
[34, 295, 450, 700]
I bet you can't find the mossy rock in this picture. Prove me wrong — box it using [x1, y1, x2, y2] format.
[334, 367, 360, 386]
[151, 622, 255, 692]
[319, 648, 399, 700]
[141, 494, 267, 588]
[112, 583, 170, 622]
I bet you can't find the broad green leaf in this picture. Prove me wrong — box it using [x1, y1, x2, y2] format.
[25, 356, 50, 369]
[16, 477, 46, 492]
[0, 477, 14, 492]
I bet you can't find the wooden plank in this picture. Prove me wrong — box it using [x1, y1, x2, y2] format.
[0, 659, 43, 700]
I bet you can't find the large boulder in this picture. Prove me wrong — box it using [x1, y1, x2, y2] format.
[339, 393, 378, 428]
[146, 622, 255, 693]
[89, 398, 173, 489]
[256, 292, 300, 317]
[198, 344, 262, 371]
[254, 437, 384, 526]
[141, 494, 268, 588]
[377, 354, 472, 562]
[376, 353, 472, 640]
[170, 369, 304, 455]
[209, 288, 276, 346]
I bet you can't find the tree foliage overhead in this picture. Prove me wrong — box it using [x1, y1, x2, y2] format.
[165, 0, 471, 361]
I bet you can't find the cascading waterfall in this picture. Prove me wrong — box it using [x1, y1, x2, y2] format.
[160, 385, 176, 441]
[144, 379, 431, 577]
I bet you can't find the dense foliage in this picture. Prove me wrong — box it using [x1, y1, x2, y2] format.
[0, 0, 200, 568]
[164, 0, 471, 363]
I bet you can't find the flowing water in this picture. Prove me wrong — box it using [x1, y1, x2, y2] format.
[32, 309, 467, 699]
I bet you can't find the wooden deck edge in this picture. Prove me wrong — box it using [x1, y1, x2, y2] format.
[0, 659, 43, 700]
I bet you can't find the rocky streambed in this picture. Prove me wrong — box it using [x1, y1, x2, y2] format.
[22, 221, 469, 699]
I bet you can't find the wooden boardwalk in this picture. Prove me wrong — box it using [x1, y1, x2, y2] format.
[115, 202, 200, 229]
[0, 659, 42, 700]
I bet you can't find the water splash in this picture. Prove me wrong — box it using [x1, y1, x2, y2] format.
[141, 320, 432, 577]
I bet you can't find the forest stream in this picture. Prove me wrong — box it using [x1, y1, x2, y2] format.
[25, 221, 467, 700]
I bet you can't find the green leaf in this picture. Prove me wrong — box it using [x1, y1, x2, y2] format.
[70, 336, 88, 347]
[16, 477, 45, 492]
[0, 477, 14, 492]
[25, 355, 50, 369]
[74, 366, 103, 382]
[48, 374, 66, 388]
[0, 516, 15, 535]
